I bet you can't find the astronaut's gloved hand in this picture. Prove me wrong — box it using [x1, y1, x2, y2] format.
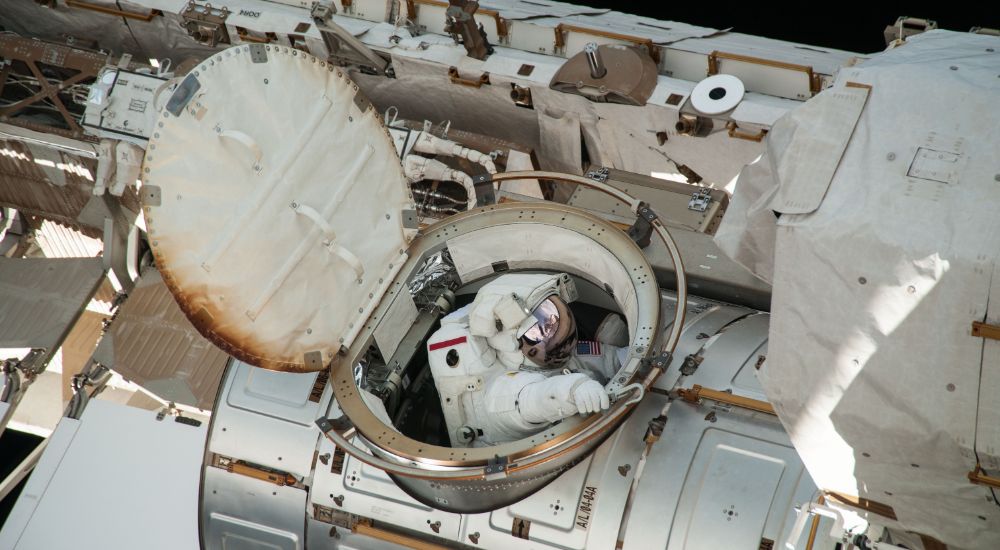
[572, 379, 610, 414]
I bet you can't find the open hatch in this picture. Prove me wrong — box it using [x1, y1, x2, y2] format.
[143, 45, 685, 512]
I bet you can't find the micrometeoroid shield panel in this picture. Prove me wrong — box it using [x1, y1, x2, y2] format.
[141, 45, 415, 373]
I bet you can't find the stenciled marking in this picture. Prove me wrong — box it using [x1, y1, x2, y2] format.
[575, 485, 598, 530]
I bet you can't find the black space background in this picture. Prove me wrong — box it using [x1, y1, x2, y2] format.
[565, 3, 999, 54]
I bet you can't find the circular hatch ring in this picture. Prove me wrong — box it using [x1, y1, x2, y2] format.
[318, 172, 687, 511]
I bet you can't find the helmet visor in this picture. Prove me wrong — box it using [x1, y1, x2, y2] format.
[519, 296, 577, 369]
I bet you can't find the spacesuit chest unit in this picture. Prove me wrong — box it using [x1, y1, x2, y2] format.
[427, 273, 612, 447]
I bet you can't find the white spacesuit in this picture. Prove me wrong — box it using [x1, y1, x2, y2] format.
[426, 273, 627, 447]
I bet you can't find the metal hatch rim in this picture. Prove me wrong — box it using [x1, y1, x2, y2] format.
[322, 179, 687, 479]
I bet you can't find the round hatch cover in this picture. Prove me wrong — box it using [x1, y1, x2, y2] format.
[142, 45, 415, 372]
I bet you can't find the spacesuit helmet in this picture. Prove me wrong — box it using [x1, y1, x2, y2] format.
[517, 295, 578, 369]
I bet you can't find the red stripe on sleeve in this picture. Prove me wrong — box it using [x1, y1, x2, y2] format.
[428, 336, 468, 351]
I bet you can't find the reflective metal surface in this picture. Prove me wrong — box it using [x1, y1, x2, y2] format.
[325, 202, 663, 513]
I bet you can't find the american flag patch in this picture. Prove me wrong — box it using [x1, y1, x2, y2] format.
[576, 341, 602, 356]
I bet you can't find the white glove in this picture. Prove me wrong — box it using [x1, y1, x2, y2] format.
[572, 380, 610, 415]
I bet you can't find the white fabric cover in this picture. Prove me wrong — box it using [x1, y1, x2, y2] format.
[143, 46, 413, 371]
[714, 31, 1000, 548]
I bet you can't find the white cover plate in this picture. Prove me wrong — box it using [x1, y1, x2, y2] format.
[142, 45, 414, 372]
[0, 399, 206, 550]
[690, 74, 745, 115]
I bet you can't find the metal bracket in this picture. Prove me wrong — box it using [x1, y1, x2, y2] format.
[1, 349, 47, 434]
[401, 209, 419, 229]
[312, 2, 389, 75]
[444, 0, 493, 60]
[972, 321, 1000, 341]
[316, 415, 355, 435]
[726, 121, 768, 142]
[585, 166, 609, 183]
[628, 201, 657, 249]
[180, 1, 231, 47]
[644, 351, 672, 371]
[679, 353, 703, 376]
[65, 360, 111, 419]
[352, 89, 373, 113]
[484, 455, 509, 478]
[643, 414, 667, 444]
[248, 43, 268, 63]
[2, 348, 47, 380]
[511, 517, 531, 539]
[969, 463, 1000, 489]
[448, 66, 490, 88]
[472, 174, 496, 205]
[687, 188, 712, 212]
[304, 350, 325, 370]
[219, 456, 297, 486]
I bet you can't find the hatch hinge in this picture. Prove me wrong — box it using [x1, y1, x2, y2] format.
[972, 321, 1000, 341]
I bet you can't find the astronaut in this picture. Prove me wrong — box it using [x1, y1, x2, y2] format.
[426, 272, 628, 447]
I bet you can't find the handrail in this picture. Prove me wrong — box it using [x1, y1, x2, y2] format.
[65, 0, 159, 21]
